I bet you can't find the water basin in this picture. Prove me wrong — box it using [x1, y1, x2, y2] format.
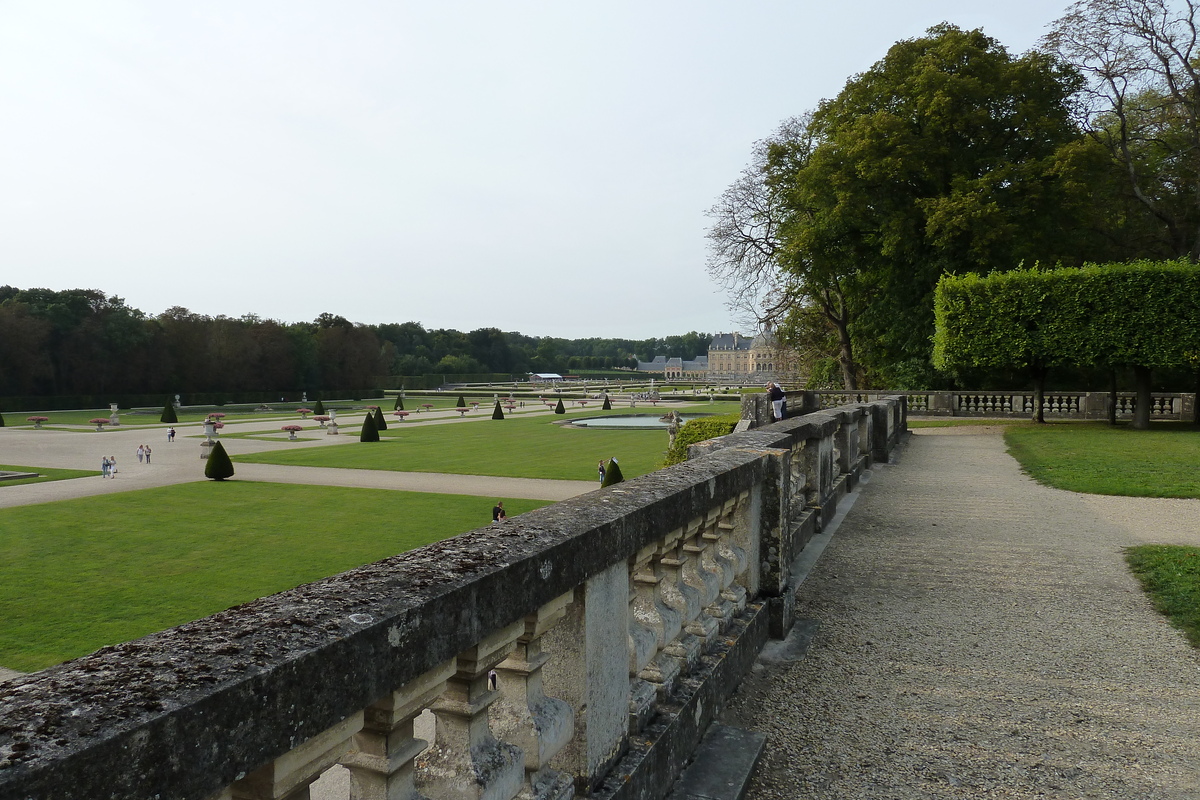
[571, 414, 712, 430]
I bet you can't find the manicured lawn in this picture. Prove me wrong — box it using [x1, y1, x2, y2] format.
[235, 404, 739, 481]
[1004, 422, 1200, 498]
[1126, 545, 1200, 649]
[0, 482, 549, 672]
[0, 464, 98, 486]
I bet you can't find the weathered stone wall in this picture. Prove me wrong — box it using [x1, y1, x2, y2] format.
[0, 399, 904, 800]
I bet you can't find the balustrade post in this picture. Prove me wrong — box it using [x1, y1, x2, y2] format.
[678, 519, 721, 650]
[540, 562, 630, 793]
[228, 714, 364, 800]
[492, 592, 576, 800]
[341, 659, 456, 800]
[629, 540, 684, 698]
[418, 621, 527, 800]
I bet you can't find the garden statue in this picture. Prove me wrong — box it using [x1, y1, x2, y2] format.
[661, 410, 682, 449]
[109, 403, 120, 426]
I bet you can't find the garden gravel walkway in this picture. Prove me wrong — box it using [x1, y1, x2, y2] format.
[724, 429, 1200, 798]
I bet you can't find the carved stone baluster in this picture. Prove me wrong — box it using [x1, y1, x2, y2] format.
[625, 552, 658, 733]
[229, 714, 365, 800]
[714, 496, 749, 615]
[492, 592, 576, 800]
[679, 518, 720, 651]
[418, 621, 526, 800]
[653, 528, 703, 676]
[340, 659, 456, 800]
[628, 543, 682, 697]
[699, 508, 735, 629]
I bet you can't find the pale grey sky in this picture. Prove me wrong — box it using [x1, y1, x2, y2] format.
[1, 1, 1068, 338]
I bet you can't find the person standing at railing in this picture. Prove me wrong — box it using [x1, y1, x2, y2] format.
[767, 381, 786, 421]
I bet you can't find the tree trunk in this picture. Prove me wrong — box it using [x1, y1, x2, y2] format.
[1107, 368, 1118, 427]
[834, 319, 857, 390]
[1132, 365, 1152, 430]
[1032, 365, 1047, 424]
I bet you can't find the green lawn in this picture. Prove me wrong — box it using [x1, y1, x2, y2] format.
[235, 404, 738, 481]
[0, 464, 98, 486]
[0, 482, 549, 672]
[1004, 422, 1200, 498]
[1126, 545, 1200, 648]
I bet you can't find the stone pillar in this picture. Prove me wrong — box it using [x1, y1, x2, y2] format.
[679, 519, 721, 650]
[629, 542, 682, 698]
[340, 659, 456, 800]
[229, 713, 364, 800]
[418, 621, 526, 800]
[492, 592, 576, 800]
[541, 562, 630, 793]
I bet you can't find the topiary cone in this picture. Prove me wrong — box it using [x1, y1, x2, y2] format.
[600, 458, 624, 487]
[456, 395, 467, 408]
[314, 399, 326, 415]
[554, 398, 565, 414]
[394, 395, 404, 411]
[373, 406, 387, 431]
[360, 411, 380, 442]
[160, 401, 178, 424]
[204, 441, 235, 480]
[602, 395, 611, 410]
[492, 401, 505, 420]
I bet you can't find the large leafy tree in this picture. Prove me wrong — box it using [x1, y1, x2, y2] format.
[710, 25, 1113, 388]
[1043, 0, 1200, 259]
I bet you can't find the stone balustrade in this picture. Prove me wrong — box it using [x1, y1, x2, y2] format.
[0, 398, 905, 800]
[743, 389, 1196, 424]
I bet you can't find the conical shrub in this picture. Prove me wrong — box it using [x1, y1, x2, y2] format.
[602, 395, 611, 410]
[456, 395, 467, 408]
[360, 411, 380, 442]
[373, 406, 387, 431]
[394, 395, 404, 411]
[204, 441, 235, 480]
[492, 401, 505, 420]
[554, 398, 565, 414]
[600, 458, 624, 487]
[314, 399, 326, 415]
[160, 402, 178, 424]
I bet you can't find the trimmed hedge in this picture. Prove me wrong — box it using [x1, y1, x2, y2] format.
[204, 441, 235, 480]
[602, 395, 612, 410]
[554, 398, 565, 414]
[373, 406, 387, 431]
[160, 403, 178, 424]
[663, 414, 740, 466]
[934, 260, 1200, 372]
[600, 457, 624, 487]
[360, 412, 380, 442]
[492, 401, 505, 420]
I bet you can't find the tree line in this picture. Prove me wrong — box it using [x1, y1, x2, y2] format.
[0, 286, 712, 398]
[707, 1, 1200, 390]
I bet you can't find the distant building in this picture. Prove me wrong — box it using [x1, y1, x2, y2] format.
[633, 329, 799, 384]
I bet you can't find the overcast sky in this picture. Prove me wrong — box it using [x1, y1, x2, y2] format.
[1, 1, 1069, 339]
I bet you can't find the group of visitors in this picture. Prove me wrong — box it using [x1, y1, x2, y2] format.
[100, 456, 118, 478]
[136, 444, 153, 464]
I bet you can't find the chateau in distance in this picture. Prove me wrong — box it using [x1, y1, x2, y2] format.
[636, 329, 801, 384]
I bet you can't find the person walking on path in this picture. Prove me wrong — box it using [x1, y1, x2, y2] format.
[143, 445, 152, 464]
[597, 460, 606, 484]
[108, 456, 117, 477]
[167, 427, 175, 442]
[492, 501, 506, 522]
[136, 445, 145, 464]
[101, 456, 110, 478]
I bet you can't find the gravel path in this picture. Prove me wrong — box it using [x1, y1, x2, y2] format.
[724, 429, 1200, 799]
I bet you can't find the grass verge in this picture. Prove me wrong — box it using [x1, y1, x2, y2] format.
[0, 463, 98, 486]
[0, 482, 549, 671]
[1004, 422, 1200, 498]
[1125, 545, 1200, 648]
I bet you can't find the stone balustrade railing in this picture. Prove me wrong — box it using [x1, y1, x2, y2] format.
[0, 398, 905, 800]
[742, 389, 1196, 424]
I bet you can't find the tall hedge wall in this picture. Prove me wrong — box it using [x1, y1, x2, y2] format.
[934, 261, 1200, 373]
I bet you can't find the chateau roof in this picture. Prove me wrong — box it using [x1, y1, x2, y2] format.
[709, 332, 753, 351]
